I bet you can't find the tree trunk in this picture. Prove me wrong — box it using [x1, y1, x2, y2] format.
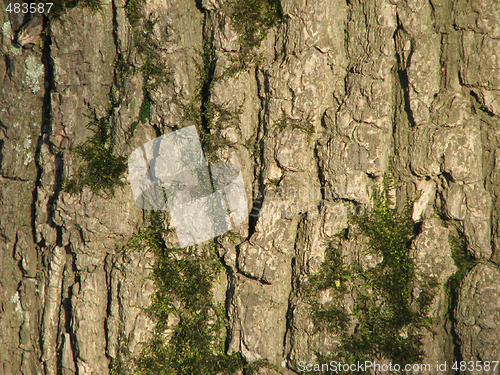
[1, 0, 499, 374]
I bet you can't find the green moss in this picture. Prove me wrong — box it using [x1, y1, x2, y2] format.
[445, 229, 475, 339]
[268, 178, 280, 187]
[229, 0, 283, 69]
[139, 89, 152, 124]
[42, 0, 104, 18]
[110, 326, 134, 375]
[124, 2, 171, 135]
[183, 40, 240, 161]
[305, 175, 437, 371]
[351, 179, 416, 315]
[274, 115, 315, 136]
[447, 231, 475, 296]
[130, 14, 169, 90]
[309, 245, 351, 292]
[125, 0, 143, 27]
[115, 55, 133, 78]
[115, 212, 252, 375]
[126, 121, 139, 142]
[78, 0, 104, 11]
[63, 115, 127, 196]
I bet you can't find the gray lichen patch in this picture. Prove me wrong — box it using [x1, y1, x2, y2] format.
[2, 21, 13, 41]
[24, 55, 44, 93]
[2, 21, 22, 55]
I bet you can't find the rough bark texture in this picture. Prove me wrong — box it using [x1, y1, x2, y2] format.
[1, 0, 499, 374]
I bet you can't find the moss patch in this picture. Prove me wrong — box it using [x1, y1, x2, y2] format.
[181, 40, 240, 162]
[230, 0, 282, 49]
[110, 213, 255, 375]
[63, 114, 127, 196]
[138, 92, 152, 125]
[445, 228, 476, 361]
[273, 115, 315, 137]
[42, 0, 104, 18]
[446, 230, 475, 302]
[228, 0, 283, 70]
[124, 1, 171, 133]
[125, 0, 144, 27]
[304, 176, 437, 371]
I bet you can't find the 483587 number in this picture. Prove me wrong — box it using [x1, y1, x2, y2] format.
[452, 361, 499, 372]
[6, 3, 53, 13]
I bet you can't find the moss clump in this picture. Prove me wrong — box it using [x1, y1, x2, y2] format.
[74, 0, 103, 11]
[138, 89, 152, 125]
[445, 229, 475, 361]
[125, 7, 169, 89]
[351, 180, 417, 320]
[221, 0, 283, 74]
[305, 176, 437, 371]
[42, 0, 104, 18]
[115, 55, 133, 79]
[63, 115, 127, 196]
[182, 38, 240, 161]
[198, 103, 240, 160]
[274, 115, 315, 136]
[446, 231, 475, 301]
[124, 2, 171, 132]
[112, 212, 248, 375]
[125, 0, 144, 27]
[110, 326, 133, 375]
[230, 0, 282, 52]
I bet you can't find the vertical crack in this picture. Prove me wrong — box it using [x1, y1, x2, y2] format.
[314, 140, 328, 205]
[392, 14, 416, 177]
[283, 257, 296, 364]
[104, 252, 114, 368]
[47, 152, 64, 247]
[195, 4, 217, 148]
[56, 246, 78, 375]
[34, 12, 63, 246]
[249, 68, 271, 238]
[283, 216, 306, 371]
[195, 0, 242, 359]
[199, 19, 216, 136]
[393, 15, 416, 128]
[111, 0, 121, 70]
[111, 0, 128, 110]
[214, 245, 238, 354]
[446, 227, 470, 375]
[38, 13, 72, 375]
[105, 3, 121, 370]
[31, 14, 52, 247]
[40, 14, 55, 167]
[35, 15, 53, 372]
